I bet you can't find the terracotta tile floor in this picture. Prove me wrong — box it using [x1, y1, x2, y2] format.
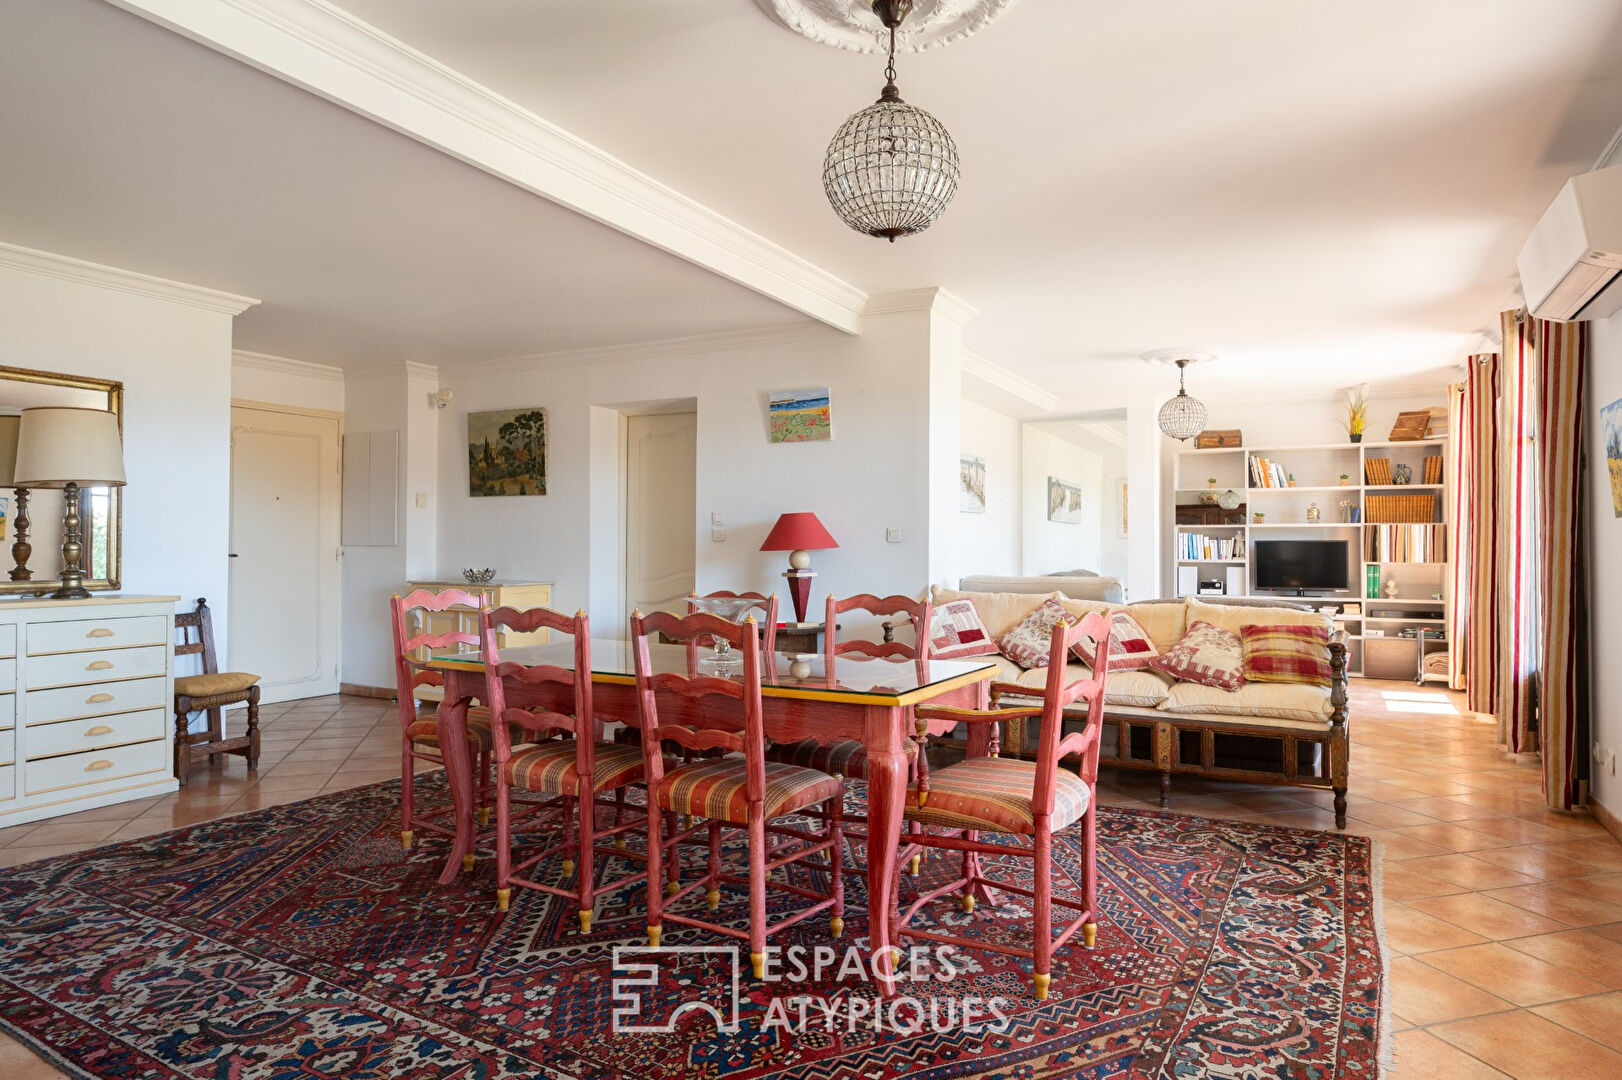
[1, 681, 1620, 1078]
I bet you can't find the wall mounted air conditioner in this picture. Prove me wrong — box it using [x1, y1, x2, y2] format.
[1518, 164, 1622, 322]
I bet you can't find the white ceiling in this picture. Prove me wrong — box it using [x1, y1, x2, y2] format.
[326, 0, 1622, 397]
[0, 0, 808, 369]
[6, 0, 1622, 400]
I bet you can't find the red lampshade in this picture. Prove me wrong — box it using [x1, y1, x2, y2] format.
[760, 512, 839, 552]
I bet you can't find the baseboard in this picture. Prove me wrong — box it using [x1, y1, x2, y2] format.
[1590, 797, 1622, 843]
[339, 683, 396, 701]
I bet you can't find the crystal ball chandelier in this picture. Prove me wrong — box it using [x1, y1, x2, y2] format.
[823, 1, 959, 241]
[1157, 358, 1208, 441]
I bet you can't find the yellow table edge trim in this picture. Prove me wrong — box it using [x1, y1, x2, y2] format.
[426, 657, 995, 707]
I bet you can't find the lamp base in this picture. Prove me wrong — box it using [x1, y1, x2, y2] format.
[781, 568, 817, 623]
[46, 581, 91, 601]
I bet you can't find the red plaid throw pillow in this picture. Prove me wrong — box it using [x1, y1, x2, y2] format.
[1071, 610, 1159, 671]
[1240, 623, 1332, 687]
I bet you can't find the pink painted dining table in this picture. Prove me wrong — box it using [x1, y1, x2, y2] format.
[425, 640, 997, 989]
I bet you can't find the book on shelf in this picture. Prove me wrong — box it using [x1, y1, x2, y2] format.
[1179, 532, 1247, 561]
[1364, 457, 1393, 485]
[1364, 524, 1448, 563]
[1248, 455, 1291, 488]
[1423, 455, 1444, 485]
[1365, 493, 1440, 523]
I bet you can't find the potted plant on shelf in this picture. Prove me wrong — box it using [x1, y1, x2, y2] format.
[1344, 385, 1369, 444]
[1339, 473, 1350, 485]
[1200, 477, 1219, 505]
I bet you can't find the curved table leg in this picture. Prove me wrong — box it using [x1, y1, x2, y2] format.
[436, 694, 476, 886]
[864, 703, 907, 998]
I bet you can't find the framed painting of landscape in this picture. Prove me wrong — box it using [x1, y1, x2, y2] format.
[468, 408, 547, 497]
[768, 388, 832, 443]
[1048, 477, 1083, 523]
[1604, 396, 1622, 518]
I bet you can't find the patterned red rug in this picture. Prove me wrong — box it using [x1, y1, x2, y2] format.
[0, 776, 1385, 1079]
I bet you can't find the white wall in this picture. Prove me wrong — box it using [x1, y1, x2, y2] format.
[435, 306, 963, 641]
[0, 254, 241, 672]
[1588, 316, 1622, 817]
[231, 351, 345, 413]
[1021, 426, 1105, 575]
[956, 400, 1021, 576]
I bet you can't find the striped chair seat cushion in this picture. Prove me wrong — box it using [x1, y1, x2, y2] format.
[764, 737, 917, 779]
[503, 741, 648, 796]
[903, 757, 1091, 835]
[406, 714, 495, 751]
[656, 760, 841, 825]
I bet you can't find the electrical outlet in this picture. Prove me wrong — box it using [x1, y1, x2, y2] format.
[710, 527, 726, 543]
[886, 527, 902, 543]
[414, 492, 429, 509]
[710, 511, 724, 526]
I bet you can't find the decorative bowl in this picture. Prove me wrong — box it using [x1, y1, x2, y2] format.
[462, 568, 496, 584]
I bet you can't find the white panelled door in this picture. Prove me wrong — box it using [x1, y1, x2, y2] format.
[228, 405, 341, 703]
[625, 412, 697, 616]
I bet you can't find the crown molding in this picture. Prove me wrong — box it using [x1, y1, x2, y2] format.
[402, 361, 439, 382]
[231, 349, 344, 383]
[107, 0, 868, 334]
[460, 322, 846, 379]
[960, 350, 1058, 412]
[340, 359, 439, 382]
[0, 241, 258, 315]
[864, 287, 978, 324]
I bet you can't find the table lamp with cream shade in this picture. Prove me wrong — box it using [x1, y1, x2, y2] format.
[0, 415, 31, 582]
[12, 407, 126, 600]
[759, 511, 838, 624]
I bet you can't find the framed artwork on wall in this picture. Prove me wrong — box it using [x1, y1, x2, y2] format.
[960, 455, 986, 513]
[1117, 479, 1129, 537]
[768, 388, 832, 443]
[1047, 477, 1083, 524]
[1604, 396, 1622, 518]
[468, 408, 548, 497]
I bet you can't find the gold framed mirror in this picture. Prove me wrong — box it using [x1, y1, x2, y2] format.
[0, 365, 123, 595]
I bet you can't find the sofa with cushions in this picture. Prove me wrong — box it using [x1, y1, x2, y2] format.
[907, 581, 1352, 828]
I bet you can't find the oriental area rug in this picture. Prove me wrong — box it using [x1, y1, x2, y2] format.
[0, 776, 1385, 1079]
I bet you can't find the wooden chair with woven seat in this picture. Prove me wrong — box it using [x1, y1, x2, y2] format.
[632, 608, 846, 977]
[894, 610, 1111, 1001]
[765, 593, 931, 866]
[482, 605, 654, 933]
[172, 598, 260, 787]
[390, 588, 501, 861]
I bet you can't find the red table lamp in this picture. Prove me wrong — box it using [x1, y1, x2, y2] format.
[760, 512, 838, 623]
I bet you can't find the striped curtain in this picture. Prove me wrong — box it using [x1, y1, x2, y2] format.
[1445, 382, 1469, 691]
[1463, 352, 1502, 719]
[1528, 315, 1589, 809]
[1497, 312, 1538, 753]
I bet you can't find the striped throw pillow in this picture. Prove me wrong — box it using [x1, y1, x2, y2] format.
[1240, 623, 1333, 686]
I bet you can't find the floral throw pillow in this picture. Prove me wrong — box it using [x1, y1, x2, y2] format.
[929, 598, 999, 659]
[1152, 620, 1245, 691]
[996, 599, 1079, 669]
[1072, 610, 1159, 671]
[1240, 623, 1333, 687]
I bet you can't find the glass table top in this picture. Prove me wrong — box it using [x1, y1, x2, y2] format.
[429, 639, 996, 705]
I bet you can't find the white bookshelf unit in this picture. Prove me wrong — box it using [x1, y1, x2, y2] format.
[1173, 438, 1450, 679]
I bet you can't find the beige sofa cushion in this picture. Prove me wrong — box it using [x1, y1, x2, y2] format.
[960, 574, 1124, 603]
[1161, 679, 1333, 724]
[1122, 601, 1189, 654]
[1000, 661, 1173, 709]
[930, 587, 1060, 641]
[1186, 598, 1333, 637]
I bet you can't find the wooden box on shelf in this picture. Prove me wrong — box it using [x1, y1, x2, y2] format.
[1194, 429, 1243, 449]
[1389, 411, 1432, 441]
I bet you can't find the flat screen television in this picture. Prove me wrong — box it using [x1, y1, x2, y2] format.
[1253, 540, 1350, 594]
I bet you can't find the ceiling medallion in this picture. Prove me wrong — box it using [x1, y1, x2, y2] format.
[756, 0, 1020, 53]
[822, 1, 959, 241]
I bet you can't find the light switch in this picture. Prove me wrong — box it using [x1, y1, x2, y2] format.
[710, 511, 724, 526]
[711, 527, 726, 542]
[886, 527, 902, 543]
[414, 492, 429, 509]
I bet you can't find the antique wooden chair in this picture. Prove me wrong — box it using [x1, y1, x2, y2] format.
[895, 611, 1110, 1001]
[631, 609, 845, 978]
[172, 598, 261, 786]
[390, 588, 499, 860]
[482, 606, 651, 933]
[689, 590, 779, 655]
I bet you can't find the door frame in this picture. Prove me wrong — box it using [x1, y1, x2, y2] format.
[229, 398, 344, 703]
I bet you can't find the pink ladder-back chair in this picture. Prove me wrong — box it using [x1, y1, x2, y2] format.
[690, 591, 778, 655]
[894, 611, 1111, 1001]
[482, 606, 652, 933]
[766, 593, 932, 862]
[390, 589, 498, 862]
[631, 609, 845, 978]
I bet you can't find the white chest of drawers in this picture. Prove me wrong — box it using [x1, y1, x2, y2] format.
[0, 595, 179, 827]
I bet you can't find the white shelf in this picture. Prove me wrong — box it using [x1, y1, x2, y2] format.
[1176, 524, 1245, 530]
[1366, 616, 1444, 624]
[1365, 484, 1443, 490]
[1248, 522, 1358, 528]
[1248, 485, 1359, 493]
[1360, 438, 1445, 448]
[1176, 559, 1246, 565]
[1246, 442, 1365, 453]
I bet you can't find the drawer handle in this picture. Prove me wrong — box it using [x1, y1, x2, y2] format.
[85, 725, 114, 736]
[86, 660, 114, 671]
[85, 759, 113, 772]
[86, 628, 115, 639]
[85, 692, 115, 704]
